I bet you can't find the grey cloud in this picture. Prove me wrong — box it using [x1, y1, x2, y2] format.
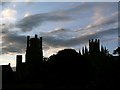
[1, 27, 117, 54]
[52, 3, 92, 15]
[16, 3, 87, 32]
[1, 24, 15, 34]
[91, 14, 117, 29]
[95, 28, 118, 37]
[14, 2, 117, 33]
[0, 2, 7, 5]
[54, 2, 114, 15]
[47, 28, 68, 34]
[42, 28, 118, 48]
[2, 32, 26, 54]
[77, 12, 118, 31]
[0, 1, 11, 6]
[41, 28, 75, 39]
[16, 13, 72, 32]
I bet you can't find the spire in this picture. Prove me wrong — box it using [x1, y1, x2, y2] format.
[40, 37, 42, 49]
[104, 47, 109, 55]
[27, 36, 30, 49]
[85, 45, 88, 54]
[82, 47, 85, 55]
[79, 49, 81, 55]
[98, 39, 100, 52]
[101, 45, 104, 53]
[95, 39, 97, 43]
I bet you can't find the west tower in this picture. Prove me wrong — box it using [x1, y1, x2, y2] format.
[25, 34, 43, 65]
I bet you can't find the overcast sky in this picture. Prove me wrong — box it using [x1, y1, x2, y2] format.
[0, 2, 119, 67]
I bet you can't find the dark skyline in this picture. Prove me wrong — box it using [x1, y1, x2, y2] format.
[2, 34, 120, 89]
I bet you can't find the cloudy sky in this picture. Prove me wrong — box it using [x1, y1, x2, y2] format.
[0, 1, 119, 67]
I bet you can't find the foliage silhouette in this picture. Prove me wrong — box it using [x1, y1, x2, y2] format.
[113, 47, 120, 56]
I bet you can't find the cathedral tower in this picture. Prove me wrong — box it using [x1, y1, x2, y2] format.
[25, 34, 43, 64]
[89, 39, 100, 54]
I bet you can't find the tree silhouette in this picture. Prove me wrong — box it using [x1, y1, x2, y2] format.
[113, 47, 120, 56]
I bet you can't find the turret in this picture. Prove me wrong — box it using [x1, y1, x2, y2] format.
[82, 47, 85, 55]
[79, 49, 81, 55]
[85, 45, 88, 54]
[16, 55, 22, 72]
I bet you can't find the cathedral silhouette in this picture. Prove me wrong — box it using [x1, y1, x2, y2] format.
[2, 34, 120, 89]
[16, 35, 44, 82]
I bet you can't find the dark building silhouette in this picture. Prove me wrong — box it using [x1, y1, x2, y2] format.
[16, 34, 43, 69]
[16, 55, 22, 72]
[81, 39, 110, 56]
[89, 39, 100, 54]
[15, 35, 44, 83]
[2, 35, 120, 89]
[2, 63, 14, 83]
[2, 63, 15, 89]
[26, 34, 43, 64]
